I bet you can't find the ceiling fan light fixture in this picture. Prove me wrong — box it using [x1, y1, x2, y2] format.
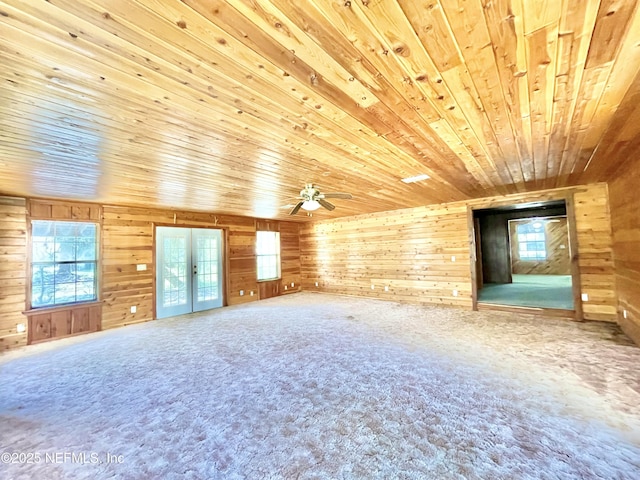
[401, 173, 430, 183]
[302, 200, 321, 211]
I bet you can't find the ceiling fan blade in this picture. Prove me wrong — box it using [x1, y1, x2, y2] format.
[289, 202, 304, 215]
[320, 192, 352, 199]
[318, 198, 336, 211]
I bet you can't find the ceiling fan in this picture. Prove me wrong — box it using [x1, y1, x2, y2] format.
[289, 184, 353, 215]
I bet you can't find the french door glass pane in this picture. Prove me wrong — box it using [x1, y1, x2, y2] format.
[163, 235, 188, 307]
[196, 236, 219, 302]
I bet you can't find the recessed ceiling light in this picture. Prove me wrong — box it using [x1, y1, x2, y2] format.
[401, 174, 430, 183]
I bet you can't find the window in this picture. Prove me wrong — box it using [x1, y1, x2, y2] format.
[516, 221, 546, 260]
[256, 231, 280, 281]
[31, 221, 98, 308]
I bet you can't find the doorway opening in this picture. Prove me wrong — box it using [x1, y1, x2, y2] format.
[155, 227, 224, 319]
[471, 199, 580, 316]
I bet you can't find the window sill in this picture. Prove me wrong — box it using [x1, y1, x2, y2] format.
[257, 278, 281, 283]
[23, 300, 102, 316]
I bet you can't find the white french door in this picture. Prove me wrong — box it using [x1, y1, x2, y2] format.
[156, 227, 223, 319]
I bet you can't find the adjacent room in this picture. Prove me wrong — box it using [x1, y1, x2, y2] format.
[473, 200, 576, 311]
[1, 1, 640, 478]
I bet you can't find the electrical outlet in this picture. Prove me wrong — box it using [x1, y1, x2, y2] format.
[453, 289, 458, 297]
[250, 291, 254, 296]
[315, 282, 319, 287]
[581, 293, 589, 302]
[16, 323, 26, 333]
[451, 256, 456, 262]
[291, 282, 294, 287]
[623, 310, 628, 319]
[384, 285, 389, 292]
[130, 306, 137, 314]
[136, 264, 147, 271]
[240, 290, 244, 296]
[284, 285, 288, 291]
[371, 284, 375, 290]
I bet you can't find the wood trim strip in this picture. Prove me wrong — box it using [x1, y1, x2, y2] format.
[467, 205, 478, 310]
[23, 300, 103, 316]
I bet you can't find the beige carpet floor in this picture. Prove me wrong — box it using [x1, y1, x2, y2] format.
[1, 292, 639, 479]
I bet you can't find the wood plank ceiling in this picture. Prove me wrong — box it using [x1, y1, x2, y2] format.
[1, 0, 639, 220]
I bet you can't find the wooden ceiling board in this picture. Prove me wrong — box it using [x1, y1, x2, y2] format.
[1, 0, 639, 221]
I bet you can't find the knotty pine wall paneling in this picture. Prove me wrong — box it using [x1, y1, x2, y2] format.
[0, 197, 303, 351]
[0, 197, 27, 350]
[102, 209, 303, 329]
[301, 204, 472, 307]
[102, 207, 261, 329]
[510, 218, 571, 275]
[300, 184, 617, 321]
[573, 186, 618, 321]
[608, 155, 640, 345]
[280, 221, 302, 295]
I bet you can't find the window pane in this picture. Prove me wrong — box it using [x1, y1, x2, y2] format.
[32, 240, 55, 262]
[256, 231, 281, 280]
[55, 240, 77, 262]
[76, 282, 96, 302]
[77, 226, 97, 260]
[32, 221, 54, 237]
[31, 221, 98, 308]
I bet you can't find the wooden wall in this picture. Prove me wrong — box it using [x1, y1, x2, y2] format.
[573, 186, 618, 321]
[0, 197, 302, 349]
[609, 155, 640, 344]
[510, 218, 571, 275]
[0, 182, 621, 350]
[0, 197, 27, 350]
[102, 207, 300, 329]
[300, 184, 617, 321]
[301, 203, 472, 307]
[280, 221, 302, 295]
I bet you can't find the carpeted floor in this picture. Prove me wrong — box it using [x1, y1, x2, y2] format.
[1, 292, 639, 479]
[478, 274, 574, 310]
